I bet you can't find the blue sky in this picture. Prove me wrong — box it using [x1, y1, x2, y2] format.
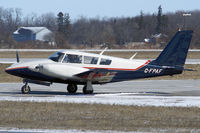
[0, 0, 199, 20]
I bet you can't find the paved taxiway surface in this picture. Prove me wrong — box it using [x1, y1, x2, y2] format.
[1, 80, 200, 107]
[0, 80, 200, 96]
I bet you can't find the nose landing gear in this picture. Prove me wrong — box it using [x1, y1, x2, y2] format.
[21, 82, 31, 94]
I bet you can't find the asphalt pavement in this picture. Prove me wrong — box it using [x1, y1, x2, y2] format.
[0, 80, 200, 96]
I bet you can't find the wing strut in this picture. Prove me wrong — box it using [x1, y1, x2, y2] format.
[16, 51, 20, 63]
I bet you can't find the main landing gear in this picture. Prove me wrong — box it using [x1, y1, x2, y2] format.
[83, 81, 93, 94]
[67, 84, 78, 94]
[67, 81, 94, 94]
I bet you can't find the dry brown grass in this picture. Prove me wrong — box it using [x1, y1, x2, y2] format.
[92, 51, 200, 59]
[0, 52, 54, 58]
[0, 51, 200, 59]
[0, 101, 200, 131]
[148, 64, 200, 80]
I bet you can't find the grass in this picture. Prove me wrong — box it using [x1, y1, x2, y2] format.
[0, 51, 200, 59]
[103, 51, 200, 59]
[0, 101, 200, 132]
[0, 51, 54, 58]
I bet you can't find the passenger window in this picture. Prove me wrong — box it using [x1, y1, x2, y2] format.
[63, 54, 82, 63]
[100, 58, 112, 65]
[84, 56, 98, 64]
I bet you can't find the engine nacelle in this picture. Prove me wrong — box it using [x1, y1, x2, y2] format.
[33, 63, 88, 80]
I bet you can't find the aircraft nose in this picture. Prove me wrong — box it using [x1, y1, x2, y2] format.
[5, 65, 28, 76]
[5, 67, 10, 73]
[5, 65, 14, 74]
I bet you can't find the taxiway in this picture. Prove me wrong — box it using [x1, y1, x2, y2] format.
[1, 80, 200, 96]
[0, 80, 200, 107]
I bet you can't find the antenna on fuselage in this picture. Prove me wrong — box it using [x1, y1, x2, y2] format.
[100, 47, 108, 55]
[16, 51, 19, 63]
[129, 53, 137, 60]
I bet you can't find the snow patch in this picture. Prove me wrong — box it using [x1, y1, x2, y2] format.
[0, 93, 200, 107]
[0, 128, 137, 133]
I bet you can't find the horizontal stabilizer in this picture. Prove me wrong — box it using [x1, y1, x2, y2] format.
[183, 68, 197, 71]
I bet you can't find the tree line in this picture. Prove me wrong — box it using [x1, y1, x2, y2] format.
[0, 6, 199, 49]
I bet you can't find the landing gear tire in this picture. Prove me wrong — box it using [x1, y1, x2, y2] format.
[21, 85, 31, 94]
[67, 84, 78, 94]
[83, 86, 93, 94]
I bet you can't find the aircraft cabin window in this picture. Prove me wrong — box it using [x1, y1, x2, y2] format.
[63, 54, 82, 64]
[84, 56, 98, 64]
[100, 58, 112, 65]
[48, 52, 64, 62]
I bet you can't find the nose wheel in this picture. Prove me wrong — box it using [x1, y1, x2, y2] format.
[21, 83, 31, 94]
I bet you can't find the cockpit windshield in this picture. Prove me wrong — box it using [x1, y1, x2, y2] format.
[48, 52, 64, 62]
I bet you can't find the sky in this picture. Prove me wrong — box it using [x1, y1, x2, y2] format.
[0, 0, 199, 20]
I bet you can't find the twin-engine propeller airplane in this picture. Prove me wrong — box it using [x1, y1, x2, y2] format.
[5, 30, 193, 94]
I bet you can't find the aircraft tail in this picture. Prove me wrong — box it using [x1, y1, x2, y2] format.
[150, 30, 193, 67]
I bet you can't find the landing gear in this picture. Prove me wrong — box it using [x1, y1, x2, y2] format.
[67, 84, 78, 94]
[83, 81, 94, 94]
[21, 83, 31, 94]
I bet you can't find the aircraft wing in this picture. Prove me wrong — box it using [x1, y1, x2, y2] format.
[75, 68, 117, 83]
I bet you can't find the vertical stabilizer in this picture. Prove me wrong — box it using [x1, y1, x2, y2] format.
[150, 30, 193, 67]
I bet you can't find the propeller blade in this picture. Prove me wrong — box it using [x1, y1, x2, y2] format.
[16, 51, 19, 63]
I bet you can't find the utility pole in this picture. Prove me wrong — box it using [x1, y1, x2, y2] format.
[183, 13, 191, 30]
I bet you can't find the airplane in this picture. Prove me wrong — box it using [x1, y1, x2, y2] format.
[5, 30, 193, 94]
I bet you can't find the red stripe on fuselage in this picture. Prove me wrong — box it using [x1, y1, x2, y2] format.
[5, 66, 28, 71]
[84, 60, 151, 71]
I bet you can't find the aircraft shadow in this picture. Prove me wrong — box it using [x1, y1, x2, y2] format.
[0, 91, 97, 96]
[0, 91, 171, 96]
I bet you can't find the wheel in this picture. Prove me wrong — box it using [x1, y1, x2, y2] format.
[83, 85, 93, 94]
[67, 84, 78, 94]
[21, 85, 31, 94]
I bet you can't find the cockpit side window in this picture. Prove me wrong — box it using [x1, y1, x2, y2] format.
[48, 52, 64, 62]
[63, 54, 82, 64]
[84, 56, 98, 64]
[100, 58, 112, 65]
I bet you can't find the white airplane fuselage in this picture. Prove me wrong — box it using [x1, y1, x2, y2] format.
[6, 51, 152, 84]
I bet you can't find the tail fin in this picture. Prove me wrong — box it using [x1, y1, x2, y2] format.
[150, 30, 193, 67]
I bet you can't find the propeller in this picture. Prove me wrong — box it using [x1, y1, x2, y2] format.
[16, 51, 19, 63]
